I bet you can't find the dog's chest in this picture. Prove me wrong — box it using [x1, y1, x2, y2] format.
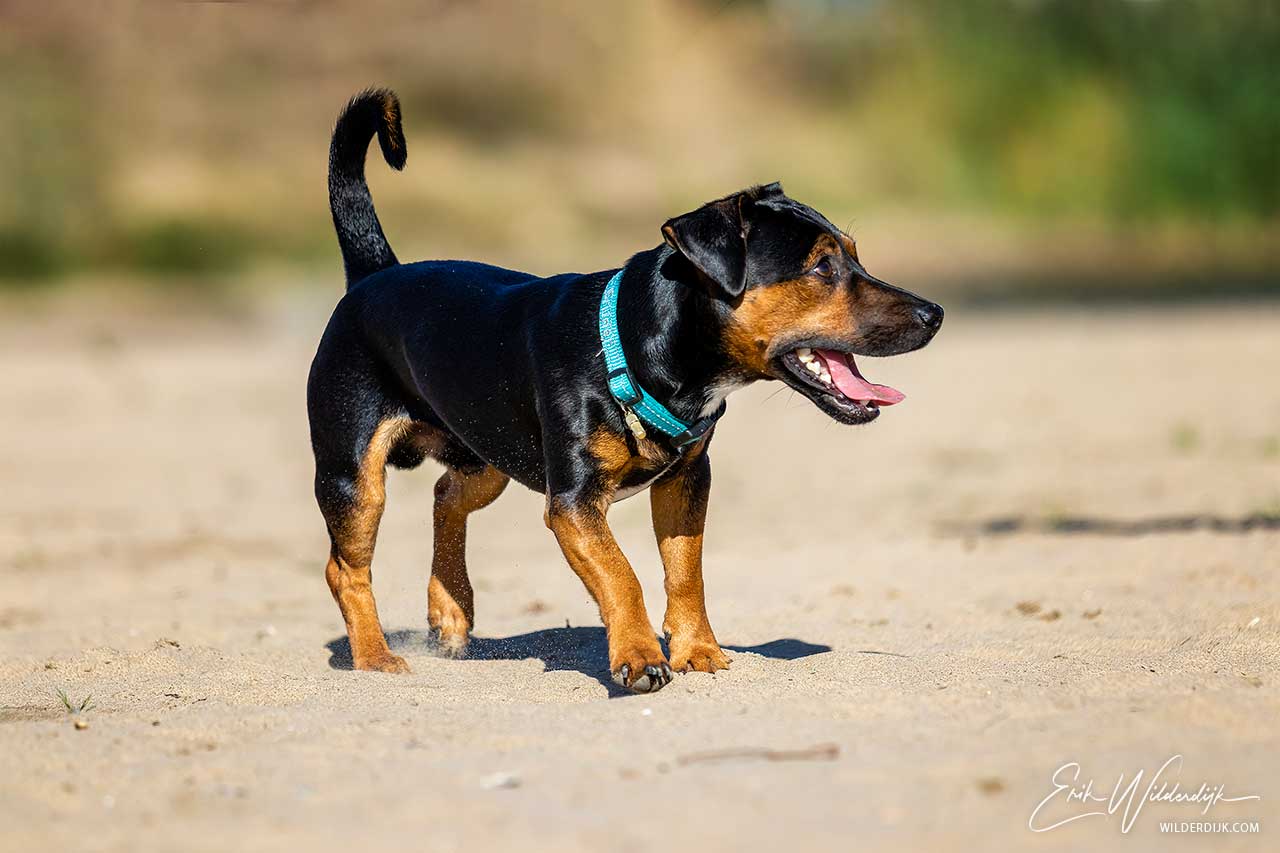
[612, 467, 670, 502]
[610, 441, 680, 503]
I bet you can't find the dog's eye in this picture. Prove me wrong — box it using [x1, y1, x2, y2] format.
[812, 257, 835, 279]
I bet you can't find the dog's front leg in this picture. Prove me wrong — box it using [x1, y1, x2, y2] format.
[545, 496, 672, 693]
[650, 451, 731, 673]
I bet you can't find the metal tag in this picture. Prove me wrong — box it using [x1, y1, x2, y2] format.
[623, 408, 647, 441]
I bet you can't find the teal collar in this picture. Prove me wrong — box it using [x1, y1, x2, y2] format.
[598, 268, 724, 449]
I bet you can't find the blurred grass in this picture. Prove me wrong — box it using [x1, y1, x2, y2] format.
[0, 0, 1276, 299]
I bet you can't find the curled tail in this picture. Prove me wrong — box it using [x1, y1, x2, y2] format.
[328, 88, 407, 288]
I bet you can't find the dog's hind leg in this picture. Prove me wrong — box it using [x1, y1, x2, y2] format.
[429, 464, 509, 656]
[315, 416, 411, 673]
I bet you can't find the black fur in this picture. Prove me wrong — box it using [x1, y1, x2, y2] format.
[308, 90, 943, 687]
[311, 97, 942, 496]
[329, 88, 407, 288]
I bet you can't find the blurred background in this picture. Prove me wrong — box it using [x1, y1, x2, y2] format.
[3, 7, 1277, 849]
[2, 0, 1277, 303]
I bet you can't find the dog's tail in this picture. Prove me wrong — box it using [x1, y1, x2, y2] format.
[328, 88, 407, 289]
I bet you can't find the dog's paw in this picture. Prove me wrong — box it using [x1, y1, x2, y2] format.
[354, 651, 411, 674]
[428, 595, 472, 659]
[669, 640, 731, 674]
[610, 643, 673, 693]
[429, 626, 469, 659]
[612, 661, 674, 693]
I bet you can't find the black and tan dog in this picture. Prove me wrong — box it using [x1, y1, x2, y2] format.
[309, 90, 943, 693]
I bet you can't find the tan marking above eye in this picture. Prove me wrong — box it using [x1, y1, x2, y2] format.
[804, 234, 843, 271]
[838, 233, 859, 263]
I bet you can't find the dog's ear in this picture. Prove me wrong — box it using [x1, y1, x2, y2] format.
[661, 193, 753, 302]
[755, 181, 784, 200]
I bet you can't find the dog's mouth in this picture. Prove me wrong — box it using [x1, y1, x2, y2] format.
[775, 347, 905, 425]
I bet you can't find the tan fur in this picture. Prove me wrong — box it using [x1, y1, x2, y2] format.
[535, 427, 702, 684]
[325, 417, 413, 673]
[838, 233, 859, 263]
[381, 93, 401, 150]
[723, 282, 855, 374]
[429, 465, 509, 655]
[721, 234, 890, 374]
[587, 427, 674, 488]
[650, 449, 729, 673]
[402, 422, 448, 458]
[545, 502, 667, 679]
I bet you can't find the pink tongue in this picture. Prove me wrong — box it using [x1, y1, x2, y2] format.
[816, 349, 905, 405]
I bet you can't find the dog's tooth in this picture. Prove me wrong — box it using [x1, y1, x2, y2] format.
[797, 347, 812, 358]
[805, 361, 821, 374]
[819, 371, 831, 383]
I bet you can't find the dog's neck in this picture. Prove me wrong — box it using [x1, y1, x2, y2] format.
[614, 245, 748, 425]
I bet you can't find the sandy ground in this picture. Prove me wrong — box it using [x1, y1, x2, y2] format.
[1, 295, 1277, 852]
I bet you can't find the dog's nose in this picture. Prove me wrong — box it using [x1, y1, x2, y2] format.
[914, 303, 944, 331]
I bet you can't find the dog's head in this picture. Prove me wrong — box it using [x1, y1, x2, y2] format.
[662, 183, 943, 424]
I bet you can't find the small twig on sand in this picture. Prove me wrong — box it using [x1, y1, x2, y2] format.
[855, 649, 910, 658]
[675, 743, 840, 766]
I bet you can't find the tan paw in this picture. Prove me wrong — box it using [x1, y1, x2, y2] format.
[430, 626, 470, 659]
[669, 640, 731, 674]
[610, 643, 673, 693]
[353, 650, 411, 674]
[428, 596, 472, 659]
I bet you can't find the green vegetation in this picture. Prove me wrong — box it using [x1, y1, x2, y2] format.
[0, 1, 1275, 292]
[1171, 423, 1200, 453]
[111, 218, 259, 276]
[820, 0, 1280, 221]
[56, 688, 94, 715]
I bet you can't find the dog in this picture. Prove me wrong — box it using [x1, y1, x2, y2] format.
[309, 89, 943, 693]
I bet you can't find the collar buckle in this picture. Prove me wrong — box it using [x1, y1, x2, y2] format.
[670, 402, 727, 450]
[606, 366, 643, 408]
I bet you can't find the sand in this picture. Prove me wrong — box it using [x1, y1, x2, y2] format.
[1, 296, 1276, 852]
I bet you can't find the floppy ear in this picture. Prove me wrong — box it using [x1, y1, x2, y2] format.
[661, 194, 750, 301]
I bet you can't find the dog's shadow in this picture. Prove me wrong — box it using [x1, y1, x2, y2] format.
[325, 628, 830, 696]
